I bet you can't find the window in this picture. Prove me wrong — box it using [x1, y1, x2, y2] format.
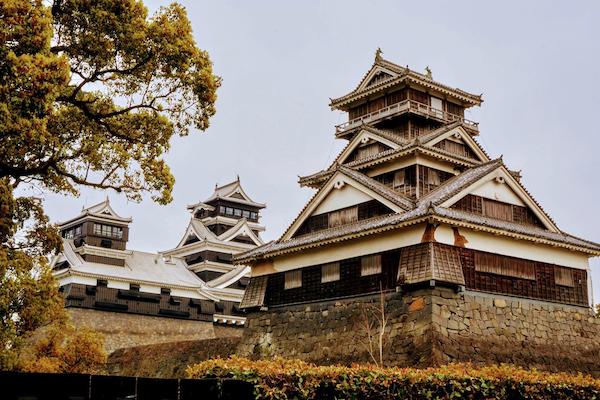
[242, 210, 251, 218]
[482, 199, 513, 221]
[129, 283, 140, 292]
[427, 169, 440, 185]
[361, 254, 382, 276]
[554, 267, 575, 287]
[219, 205, 226, 214]
[321, 263, 340, 283]
[474, 252, 536, 280]
[93, 223, 123, 239]
[75, 226, 81, 235]
[328, 207, 358, 228]
[250, 212, 258, 220]
[97, 279, 108, 287]
[226, 207, 234, 216]
[234, 208, 242, 217]
[393, 170, 405, 188]
[284, 270, 302, 289]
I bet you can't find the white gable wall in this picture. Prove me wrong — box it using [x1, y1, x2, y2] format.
[313, 184, 374, 215]
[435, 224, 589, 270]
[470, 179, 526, 206]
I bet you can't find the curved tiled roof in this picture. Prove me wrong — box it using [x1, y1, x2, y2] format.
[330, 57, 482, 110]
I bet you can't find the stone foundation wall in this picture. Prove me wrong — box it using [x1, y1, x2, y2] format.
[238, 290, 434, 366]
[68, 308, 243, 353]
[431, 289, 600, 374]
[237, 288, 600, 374]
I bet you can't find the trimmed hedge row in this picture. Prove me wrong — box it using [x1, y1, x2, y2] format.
[187, 356, 600, 399]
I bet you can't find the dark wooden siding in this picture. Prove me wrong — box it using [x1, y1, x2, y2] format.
[81, 254, 125, 267]
[62, 283, 244, 320]
[452, 194, 544, 228]
[185, 251, 233, 266]
[265, 250, 400, 306]
[460, 247, 588, 306]
[294, 200, 393, 237]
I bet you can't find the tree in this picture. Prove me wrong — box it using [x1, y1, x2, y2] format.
[357, 284, 388, 367]
[0, 0, 219, 370]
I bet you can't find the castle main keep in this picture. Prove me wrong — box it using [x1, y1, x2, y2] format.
[235, 51, 600, 373]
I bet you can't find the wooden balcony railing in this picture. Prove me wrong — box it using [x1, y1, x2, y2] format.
[335, 99, 479, 134]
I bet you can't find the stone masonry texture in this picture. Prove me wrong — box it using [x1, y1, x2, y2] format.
[237, 287, 600, 374]
[68, 308, 242, 353]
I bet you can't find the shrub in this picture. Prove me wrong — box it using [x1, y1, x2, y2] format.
[187, 356, 600, 399]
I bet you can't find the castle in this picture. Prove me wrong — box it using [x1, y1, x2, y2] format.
[51, 178, 265, 351]
[236, 51, 600, 372]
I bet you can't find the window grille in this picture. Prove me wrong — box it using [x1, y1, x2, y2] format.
[482, 199, 513, 221]
[284, 270, 302, 289]
[361, 254, 382, 276]
[554, 267, 575, 287]
[393, 170, 405, 188]
[321, 262, 340, 283]
[328, 207, 358, 228]
[474, 252, 536, 280]
[427, 169, 441, 185]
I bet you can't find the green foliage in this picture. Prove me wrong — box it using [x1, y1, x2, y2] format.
[0, 0, 217, 371]
[1, 0, 219, 204]
[187, 356, 600, 400]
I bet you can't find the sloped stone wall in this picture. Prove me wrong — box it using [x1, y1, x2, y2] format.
[237, 290, 434, 366]
[238, 288, 600, 374]
[68, 308, 242, 353]
[431, 289, 600, 374]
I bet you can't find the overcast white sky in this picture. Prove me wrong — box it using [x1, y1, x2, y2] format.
[40, 1, 600, 302]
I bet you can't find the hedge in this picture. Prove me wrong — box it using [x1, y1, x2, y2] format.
[187, 356, 600, 399]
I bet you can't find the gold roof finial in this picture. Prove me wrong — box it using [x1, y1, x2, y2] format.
[375, 47, 383, 62]
[425, 66, 433, 79]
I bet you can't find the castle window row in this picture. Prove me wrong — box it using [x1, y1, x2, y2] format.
[218, 205, 258, 220]
[62, 224, 82, 239]
[92, 223, 124, 239]
[294, 200, 393, 237]
[451, 194, 543, 227]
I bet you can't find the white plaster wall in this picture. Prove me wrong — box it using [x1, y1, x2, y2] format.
[470, 180, 525, 206]
[270, 223, 426, 272]
[435, 224, 590, 270]
[313, 184, 374, 214]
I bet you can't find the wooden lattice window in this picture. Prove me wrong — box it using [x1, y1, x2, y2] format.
[445, 101, 464, 117]
[321, 262, 340, 283]
[284, 270, 302, 290]
[474, 252, 536, 280]
[361, 254, 382, 276]
[554, 267, 575, 287]
[409, 89, 429, 105]
[356, 143, 382, 160]
[392, 169, 405, 188]
[328, 206, 358, 228]
[482, 198, 513, 221]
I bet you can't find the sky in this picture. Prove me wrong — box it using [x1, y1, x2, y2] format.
[39, 1, 600, 303]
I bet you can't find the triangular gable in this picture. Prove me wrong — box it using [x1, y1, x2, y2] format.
[422, 125, 489, 162]
[334, 128, 402, 166]
[355, 64, 399, 92]
[175, 220, 217, 248]
[439, 165, 559, 232]
[218, 219, 263, 246]
[281, 169, 407, 241]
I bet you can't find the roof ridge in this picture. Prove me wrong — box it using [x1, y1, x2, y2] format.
[337, 165, 414, 210]
[417, 158, 503, 207]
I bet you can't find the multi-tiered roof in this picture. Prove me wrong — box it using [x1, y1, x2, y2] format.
[163, 178, 266, 318]
[238, 51, 600, 309]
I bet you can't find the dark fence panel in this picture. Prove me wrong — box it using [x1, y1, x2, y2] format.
[0, 372, 254, 400]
